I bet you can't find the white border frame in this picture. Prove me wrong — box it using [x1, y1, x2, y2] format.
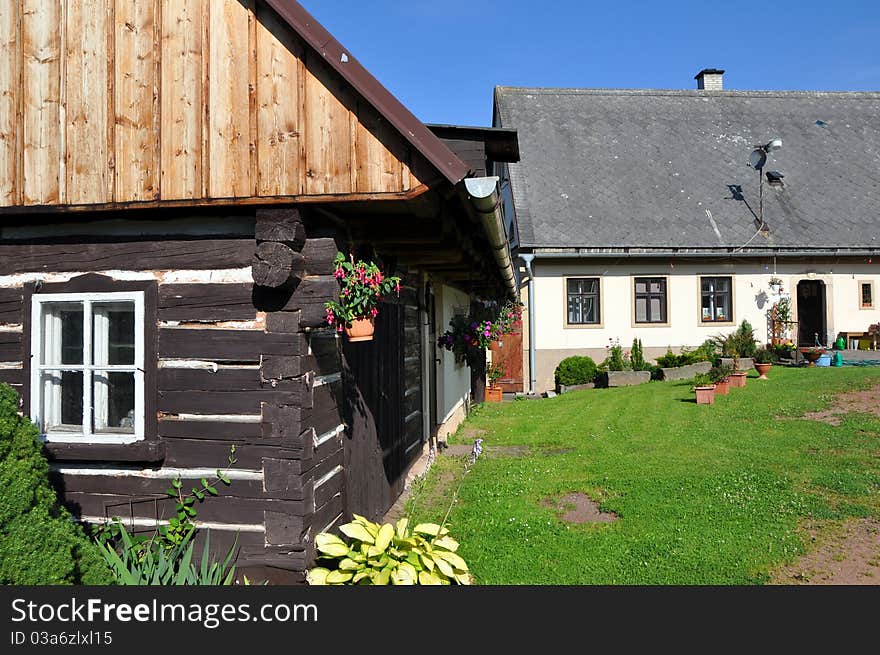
[30, 291, 145, 444]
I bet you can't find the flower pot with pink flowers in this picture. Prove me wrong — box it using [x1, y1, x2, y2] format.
[324, 252, 401, 342]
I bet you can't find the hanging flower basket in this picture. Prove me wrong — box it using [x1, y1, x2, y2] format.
[345, 317, 375, 342]
[324, 252, 400, 343]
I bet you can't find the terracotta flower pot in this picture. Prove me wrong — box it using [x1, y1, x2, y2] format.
[695, 385, 716, 405]
[485, 386, 504, 403]
[800, 349, 823, 367]
[728, 372, 747, 388]
[754, 363, 772, 380]
[714, 379, 730, 395]
[345, 317, 375, 342]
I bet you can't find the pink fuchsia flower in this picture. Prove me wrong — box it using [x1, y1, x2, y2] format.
[395, 282, 401, 294]
[370, 307, 379, 318]
[334, 267, 345, 279]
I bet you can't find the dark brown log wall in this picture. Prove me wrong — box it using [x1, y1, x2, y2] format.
[0, 208, 345, 583]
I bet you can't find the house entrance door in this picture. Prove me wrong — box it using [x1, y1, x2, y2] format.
[797, 280, 827, 346]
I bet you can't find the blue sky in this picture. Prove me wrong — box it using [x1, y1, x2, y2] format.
[301, 0, 880, 126]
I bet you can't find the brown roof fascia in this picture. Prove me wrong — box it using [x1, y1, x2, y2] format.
[264, 0, 472, 186]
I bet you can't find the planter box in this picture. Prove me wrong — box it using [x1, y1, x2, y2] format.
[719, 357, 754, 371]
[485, 386, 504, 402]
[557, 382, 595, 394]
[714, 379, 730, 395]
[695, 386, 716, 405]
[728, 372, 747, 388]
[660, 361, 712, 381]
[595, 370, 651, 388]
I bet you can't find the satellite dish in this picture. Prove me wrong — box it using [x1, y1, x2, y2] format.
[749, 148, 767, 170]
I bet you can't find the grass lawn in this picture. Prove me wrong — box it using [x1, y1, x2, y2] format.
[406, 367, 880, 584]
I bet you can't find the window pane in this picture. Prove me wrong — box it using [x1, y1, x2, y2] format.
[93, 303, 135, 366]
[716, 292, 730, 321]
[701, 294, 714, 321]
[93, 371, 135, 432]
[650, 297, 662, 321]
[862, 284, 873, 307]
[583, 298, 596, 323]
[635, 297, 647, 322]
[568, 298, 581, 324]
[41, 303, 83, 365]
[41, 370, 83, 431]
[568, 279, 582, 295]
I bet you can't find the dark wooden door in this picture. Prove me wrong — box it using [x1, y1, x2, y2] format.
[797, 280, 826, 346]
[341, 285, 423, 520]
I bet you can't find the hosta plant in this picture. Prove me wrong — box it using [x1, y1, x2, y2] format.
[307, 515, 471, 586]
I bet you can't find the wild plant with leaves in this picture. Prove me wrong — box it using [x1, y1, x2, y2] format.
[95, 446, 240, 585]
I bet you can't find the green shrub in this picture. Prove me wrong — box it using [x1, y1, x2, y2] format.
[754, 347, 777, 364]
[0, 383, 113, 585]
[708, 364, 734, 383]
[693, 373, 713, 387]
[606, 342, 628, 371]
[630, 338, 651, 371]
[554, 356, 598, 386]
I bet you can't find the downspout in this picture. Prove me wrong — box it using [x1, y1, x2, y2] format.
[520, 253, 537, 396]
[462, 177, 517, 298]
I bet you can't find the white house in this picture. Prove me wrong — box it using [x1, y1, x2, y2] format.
[495, 70, 880, 392]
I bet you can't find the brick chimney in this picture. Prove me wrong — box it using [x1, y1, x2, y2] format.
[695, 68, 724, 90]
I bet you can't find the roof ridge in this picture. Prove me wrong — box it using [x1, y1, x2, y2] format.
[495, 86, 880, 99]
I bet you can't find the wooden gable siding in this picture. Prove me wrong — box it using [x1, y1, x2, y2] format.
[0, 0, 428, 210]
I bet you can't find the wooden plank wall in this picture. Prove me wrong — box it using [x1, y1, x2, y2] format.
[0, 210, 348, 582]
[0, 0, 427, 210]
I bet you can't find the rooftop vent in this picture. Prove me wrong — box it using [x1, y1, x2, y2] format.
[695, 68, 724, 90]
[766, 171, 785, 186]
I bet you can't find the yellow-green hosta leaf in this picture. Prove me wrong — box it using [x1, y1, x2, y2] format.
[366, 545, 385, 559]
[413, 523, 447, 537]
[395, 517, 410, 539]
[393, 561, 418, 585]
[375, 523, 394, 551]
[372, 568, 391, 586]
[339, 521, 376, 545]
[325, 570, 354, 585]
[418, 571, 443, 585]
[352, 570, 371, 584]
[454, 571, 472, 585]
[419, 553, 435, 571]
[352, 514, 380, 538]
[432, 554, 455, 578]
[433, 536, 460, 552]
[338, 558, 360, 571]
[315, 533, 350, 558]
[405, 552, 422, 568]
[434, 550, 469, 572]
[306, 567, 330, 585]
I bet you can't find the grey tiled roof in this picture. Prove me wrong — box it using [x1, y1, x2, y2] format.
[495, 87, 880, 250]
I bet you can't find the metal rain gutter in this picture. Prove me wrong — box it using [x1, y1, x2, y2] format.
[462, 177, 517, 298]
[526, 249, 880, 259]
[520, 253, 537, 396]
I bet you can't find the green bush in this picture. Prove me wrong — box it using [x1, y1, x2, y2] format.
[554, 356, 598, 387]
[0, 383, 113, 585]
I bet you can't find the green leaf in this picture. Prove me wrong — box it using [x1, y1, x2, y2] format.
[338, 558, 361, 571]
[339, 522, 376, 545]
[165, 487, 176, 497]
[432, 554, 455, 578]
[326, 570, 354, 585]
[351, 514, 380, 538]
[172, 478, 182, 489]
[434, 536, 460, 552]
[206, 486, 218, 496]
[434, 550, 469, 572]
[395, 517, 410, 539]
[200, 477, 209, 488]
[184, 506, 197, 517]
[374, 523, 394, 551]
[306, 568, 330, 585]
[419, 553, 434, 572]
[372, 568, 391, 586]
[315, 533, 350, 558]
[418, 571, 443, 585]
[414, 523, 447, 537]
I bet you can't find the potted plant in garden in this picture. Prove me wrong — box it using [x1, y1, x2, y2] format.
[485, 362, 506, 402]
[869, 323, 880, 351]
[709, 363, 733, 396]
[324, 252, 401, 342]
[753, 347, 776, 379]
[799, 345, 825, 367]
[769, 276, 783, 295]
[693, 373, 716, 405]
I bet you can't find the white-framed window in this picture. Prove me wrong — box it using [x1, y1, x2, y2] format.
[30, 292, 145, 444]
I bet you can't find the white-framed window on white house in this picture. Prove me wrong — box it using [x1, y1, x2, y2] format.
[30, 292, 145, 444]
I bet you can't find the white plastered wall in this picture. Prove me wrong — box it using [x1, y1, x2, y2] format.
[435, 284, 471, 438]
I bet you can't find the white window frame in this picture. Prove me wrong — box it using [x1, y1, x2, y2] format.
[30, 291, 145, 444]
